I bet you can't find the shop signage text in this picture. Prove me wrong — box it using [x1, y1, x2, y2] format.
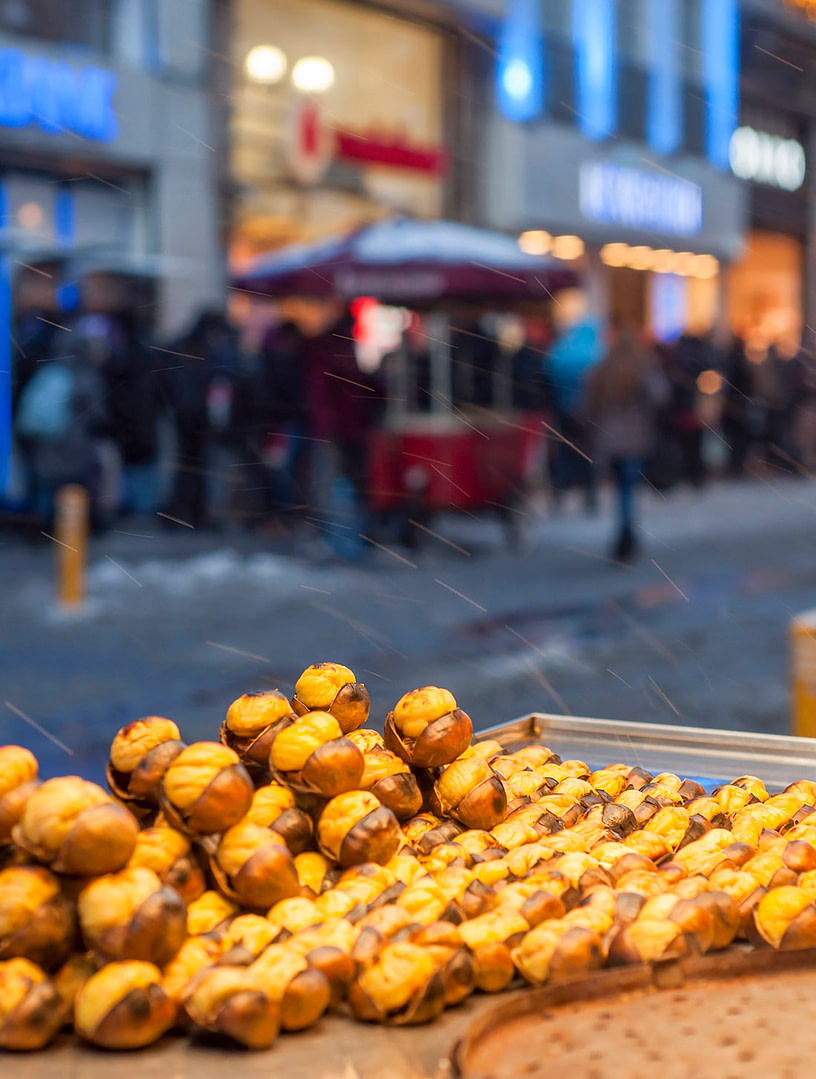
[579, 162, 703, 236]
[288, 97, 446, 185]
[0, 49, 118, 143]
[729, 127, 806, 191]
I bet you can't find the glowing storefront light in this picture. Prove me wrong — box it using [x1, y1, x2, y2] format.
[551, 235, 584, 260]
[729, 127, 806, 192]
[497, 0, 544, 123]
[702, 0, 740, 170]
[600, 242, 718, 280]
[646, 0, 681, 156]
[291, 56, 335, 94]
[518, 230, 552, 255]
[573, 0, 616, 140]
[0, 49, 118, 142]
[245, 45, 287, 84]
[580, 162, 703, 236]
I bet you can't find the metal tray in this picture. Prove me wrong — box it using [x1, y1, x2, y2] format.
[477, 713, 816, 791]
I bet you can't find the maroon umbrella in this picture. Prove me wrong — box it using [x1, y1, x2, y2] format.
[233, 217, 576, 304]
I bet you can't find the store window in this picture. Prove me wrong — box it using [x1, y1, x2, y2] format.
[231, 0, 445, 262]
[727, 231, 803, 353]
[0, 0, 111, 50]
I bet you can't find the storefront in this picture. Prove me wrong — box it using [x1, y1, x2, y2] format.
[229, 0, 450, 266]
[483, 119, 746, 342]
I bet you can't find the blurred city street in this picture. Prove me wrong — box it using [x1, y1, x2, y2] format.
[2, 473, 813, 783]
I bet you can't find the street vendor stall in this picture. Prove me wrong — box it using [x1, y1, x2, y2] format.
[7, 666, 816, 1076]
[233, 218, 577, 540]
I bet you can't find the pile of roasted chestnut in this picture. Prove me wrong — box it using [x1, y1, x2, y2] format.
[2, 661, 816, 1052]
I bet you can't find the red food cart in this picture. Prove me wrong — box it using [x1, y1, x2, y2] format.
[233, 217, 577, 544]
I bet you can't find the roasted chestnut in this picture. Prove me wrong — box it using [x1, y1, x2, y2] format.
[160, 742, 254, 836]
[183, 964, 279, 1049]
[268, 712, 364, 797]
[0, 865, 75, 969]
[107, 717, 185, 805]
[0, 958, 66, 1050]
[220, 690, 296, 770]
[384, 687, 472, 768]
[78, 866, 187, 966]
[211, 819, 300, 910]
[13, 776, 138, 876]
[245, 783, 313, 854]
[74, 961, 176, 1049]
[292, 662, 370, 734]
[430, 759, 507, 831]
[317, 791, 401, 868]
[360, 748, 423, 822]
[348, 942, 445, 1025]
[0, 745, 39, 845]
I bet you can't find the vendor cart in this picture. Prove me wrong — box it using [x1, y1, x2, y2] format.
[233, 218, 576, 545]
[19, 713, 816, 1078]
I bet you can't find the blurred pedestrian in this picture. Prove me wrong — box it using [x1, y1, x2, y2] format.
[721, 337, 754, 477]
[102, 311, 166, 515]
[510, 317, 552, 411]
[543, 292, 603, 510]
[584, 326, 667, 561]
[14, 324, 108, 529]
[753, 343, 794, 470]
[788, 338, 816, 472]
[304, 304, 384, 554]
[164, 309, 251, 529]
[254, 319, 309, 526]
[666, 334, 708, 488]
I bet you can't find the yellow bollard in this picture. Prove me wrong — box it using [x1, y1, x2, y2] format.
[54, 484, 89, 609]
[791, 611, 816, 738]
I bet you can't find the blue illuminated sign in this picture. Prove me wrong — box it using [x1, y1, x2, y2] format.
[579, 162, 703, 236]
[497, 0, 544, 123]
[0, 49, 117, 143]
[573, 0, 617, 141]
[702, 0, 739, 170]
[647, 0, 681, 156]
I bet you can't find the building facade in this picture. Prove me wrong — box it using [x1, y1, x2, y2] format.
[0, 0, 225, 337]
[437, 0, 749, 342]
[227, 0, 458, 267]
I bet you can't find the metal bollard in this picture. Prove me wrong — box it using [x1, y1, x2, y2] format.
[791, 611, 816, 738]
[54, 484, 89, 609]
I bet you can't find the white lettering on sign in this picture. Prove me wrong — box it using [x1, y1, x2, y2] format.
[729, 127, 806, 191]
[0, 49, 118, 143]
[579, 162, 703, 236]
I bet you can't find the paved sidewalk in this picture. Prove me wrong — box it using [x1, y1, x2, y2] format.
[2, 475, 814, 781]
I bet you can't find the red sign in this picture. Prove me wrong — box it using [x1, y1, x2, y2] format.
[334, 128, 448, 175]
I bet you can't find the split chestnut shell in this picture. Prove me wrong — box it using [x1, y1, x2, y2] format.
[318, 791, 402, 868]
[74, 961, 176, 1050]
[160, 742, 254, 836]
[292, 662, 370, 734]
[385, 687, 473, 768]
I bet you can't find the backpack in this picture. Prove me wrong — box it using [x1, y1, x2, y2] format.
[15, 363, 76, 441]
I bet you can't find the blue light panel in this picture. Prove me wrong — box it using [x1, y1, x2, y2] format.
[647, 0, 681, 155]
[0, 181, 11, 502]
[497, 0, 544, 123]
[573, 0, 617, 141]
[702, 0, 739, 170]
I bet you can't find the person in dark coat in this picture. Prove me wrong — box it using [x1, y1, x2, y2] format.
[721, 337, 754, 477]
[253, 320, 309, 523]
[103, 310, 166, 514]
[164, 309, 251, 528]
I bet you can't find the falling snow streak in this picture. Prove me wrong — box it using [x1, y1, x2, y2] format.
[406, 520, 471, 556]
[754, 45, 803, 71]
[540, 420, 593, 463]
[104, 556, 143, 587]
[156, 511, 195, 528]
[206, 641, 271, 663]
[359, 535, 418, 569]
[434, 578, 487, 612]
[608, 600, 677, 664]
[308, 600, 393, 656]
[648, 675, 682, 717]
[650, 559, 689, 601]
[40, 531, 78, 553]
[34, 316, 72, 332]
[503, 625, 571, 714]
[4, 702, 74, 756]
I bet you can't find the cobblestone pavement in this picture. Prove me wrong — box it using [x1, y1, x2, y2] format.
[2, 475, 815, 781]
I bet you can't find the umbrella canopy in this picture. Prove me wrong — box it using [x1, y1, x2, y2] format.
[233, 217, 576, 305]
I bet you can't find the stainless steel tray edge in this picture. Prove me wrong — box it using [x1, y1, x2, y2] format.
[475, 713, 816, 788]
